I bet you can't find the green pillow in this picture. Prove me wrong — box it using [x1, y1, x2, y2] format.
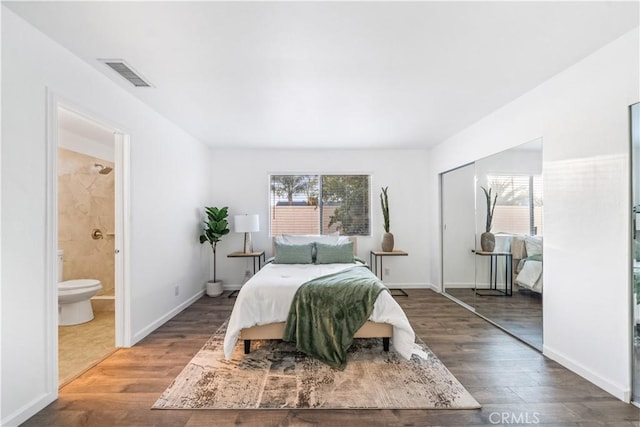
[315, 242, 354, 264]
[273, 242, 314, 264]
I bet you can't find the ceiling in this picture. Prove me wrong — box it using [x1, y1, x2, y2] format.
[58, 107, 115, 146]
[5, 1, 638, 149]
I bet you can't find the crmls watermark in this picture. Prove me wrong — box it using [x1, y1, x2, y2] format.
[489, 411, 540, 424]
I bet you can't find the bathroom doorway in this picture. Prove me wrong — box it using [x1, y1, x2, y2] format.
[56, 106, 117, 386]
[46, 95, 131, 390]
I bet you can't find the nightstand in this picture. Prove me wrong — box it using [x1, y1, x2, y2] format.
[370, 250, 409, 297]
[226, 251, 266, 298]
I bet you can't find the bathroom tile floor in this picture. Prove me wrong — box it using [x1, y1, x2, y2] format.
[59, 310, 115, 387]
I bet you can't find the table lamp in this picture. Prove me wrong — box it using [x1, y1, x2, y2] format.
[234, 214, 259, 253]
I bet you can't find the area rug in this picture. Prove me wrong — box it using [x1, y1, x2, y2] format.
[153, 321, 480, 410]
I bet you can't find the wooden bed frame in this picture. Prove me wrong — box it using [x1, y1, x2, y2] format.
[240, 235, 394, 354]
[241, 321, 392, 354]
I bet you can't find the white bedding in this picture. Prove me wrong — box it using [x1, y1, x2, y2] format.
[223, 262, 427, 361]
[515, 260, 543, 293]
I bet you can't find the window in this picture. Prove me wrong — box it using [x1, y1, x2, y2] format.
[487, 174, 543, 236]
[270, 174, 370, 236]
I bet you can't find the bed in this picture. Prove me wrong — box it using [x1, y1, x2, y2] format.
[222, 235, 424, 365]
[633, 264, 640, 328]
[512, 235, 543, 293]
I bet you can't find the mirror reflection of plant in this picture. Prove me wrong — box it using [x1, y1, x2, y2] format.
[199, 206, 230, 283]
[380, 186, 390, 233]
[481, 187, 498, 232]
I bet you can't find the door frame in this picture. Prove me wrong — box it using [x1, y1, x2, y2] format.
[45, 89, 132, 395]
[630, 102, 640, 406]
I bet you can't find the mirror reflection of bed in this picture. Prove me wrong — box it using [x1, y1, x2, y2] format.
[482, 234, 542, 349]
[445, 234, 543, 349]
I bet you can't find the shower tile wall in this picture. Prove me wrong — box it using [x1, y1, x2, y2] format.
[58, 148, 114, 307]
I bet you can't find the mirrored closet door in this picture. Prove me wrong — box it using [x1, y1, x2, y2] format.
[442, 164, 476, 309]
[441, 139, 544, 351]
[631, 102, 639, 405]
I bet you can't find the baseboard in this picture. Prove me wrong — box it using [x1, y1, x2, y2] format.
[472, 282, 492, 289]
[382, 282, 431, 289]
[2, 391, 57, 427]
[91, 295, 115, 312]
[425, 283, 440, 292]
[132, 289, 205, 345]
[223, 283, 242, 291]
[443, 282, 477, 289]
[444, 283, 492, 290]
[543, 345, 630, 402]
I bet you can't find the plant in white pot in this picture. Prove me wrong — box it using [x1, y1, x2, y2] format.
[199, 206, 230, 297]
[380, 186, 394, 252]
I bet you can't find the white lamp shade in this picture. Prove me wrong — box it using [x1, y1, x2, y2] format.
[234, 214, 259, 233]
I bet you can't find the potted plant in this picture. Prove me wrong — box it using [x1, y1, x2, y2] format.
[480, 187, 498, 252]
[380, 186, 394, 252]
[199, 206, 230, 297]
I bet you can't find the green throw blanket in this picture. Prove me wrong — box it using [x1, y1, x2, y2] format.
[283, 266, 387, 370]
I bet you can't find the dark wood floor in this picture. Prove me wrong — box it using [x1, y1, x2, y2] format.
[24, 290, 639, 426]
[446, 285, 543, 350]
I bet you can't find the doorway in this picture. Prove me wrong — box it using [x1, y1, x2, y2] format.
[56, 107, 118, 385]
[46, 92, 131, 392]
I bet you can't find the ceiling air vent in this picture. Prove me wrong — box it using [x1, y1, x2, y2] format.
[99, 59, 153, 88]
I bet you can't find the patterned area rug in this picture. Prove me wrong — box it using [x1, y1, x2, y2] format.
[153, 321, 480, 410]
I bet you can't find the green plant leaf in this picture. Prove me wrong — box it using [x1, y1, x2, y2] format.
[380, 186, 390, 233]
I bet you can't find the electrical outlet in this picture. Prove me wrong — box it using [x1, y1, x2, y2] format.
[243, 270, 251, 284]
[384, 268, 390, 276]
[174, 285, 179, 296]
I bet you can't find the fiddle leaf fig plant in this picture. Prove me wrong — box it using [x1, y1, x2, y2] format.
[199, 206, 230, 283]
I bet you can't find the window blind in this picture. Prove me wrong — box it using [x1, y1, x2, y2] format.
[270, 174, 370, 236]
[487, 174, 543, 236]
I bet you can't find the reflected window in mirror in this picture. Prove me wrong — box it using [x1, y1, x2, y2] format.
[487, 174, 543, 236]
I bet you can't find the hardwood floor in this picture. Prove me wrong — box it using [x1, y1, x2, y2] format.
[24, 290, 639, 426]
[446, 285, 543, 350]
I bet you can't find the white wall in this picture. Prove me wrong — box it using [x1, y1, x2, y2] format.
[1, 8, 211, 425]
[209, 149, 430, 288]
[428, 29, 639, 400]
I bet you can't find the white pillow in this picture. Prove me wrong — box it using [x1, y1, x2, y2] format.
[493, 234, 513, 252]
[524, 236, 543, 257]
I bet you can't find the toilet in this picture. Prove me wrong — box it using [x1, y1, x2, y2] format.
[57, 250, 102, 326]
